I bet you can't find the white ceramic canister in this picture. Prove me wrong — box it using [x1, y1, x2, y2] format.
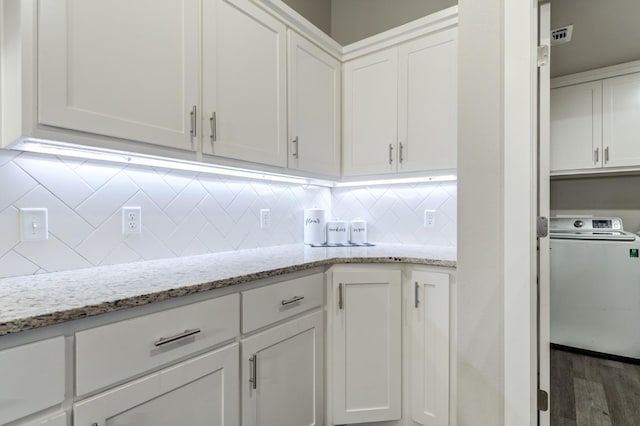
[350, 219, 367, 244]
[303, 208, 326, 244]
[326, 220, 349, 244]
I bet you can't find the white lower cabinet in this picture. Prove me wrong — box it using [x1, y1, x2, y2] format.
[73, 343, 239, 426]
[331, 267, 402, 424]
[409, 270, 450, 426]
[0, 337, 66, 425]
[240, 310, 324, 426]
[19, 412, 67, 426]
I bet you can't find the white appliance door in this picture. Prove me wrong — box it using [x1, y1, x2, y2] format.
[550, 239, 640, 359]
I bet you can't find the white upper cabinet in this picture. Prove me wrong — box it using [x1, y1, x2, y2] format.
[551, 67, 640, 174]
[602, 72, 640, 168]
[202, 0, 288, 168]
[287, 31, 341, 177]
[398, 28, 457, 173]
[38, 0, 200, 152]
[343, 48, 399, 176]
[550, 81, 603, 172]
[343, 28, 458, 177]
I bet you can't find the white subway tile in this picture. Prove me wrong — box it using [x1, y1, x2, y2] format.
[0, 162, 38, 211]
[14, 235, 91, 272]
[14, 153, 93, 208]
[75, 173, 138, 227]
[0, 251, 39, 279]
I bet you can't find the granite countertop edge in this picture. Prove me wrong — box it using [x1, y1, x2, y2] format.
[0, 248, 456, 337]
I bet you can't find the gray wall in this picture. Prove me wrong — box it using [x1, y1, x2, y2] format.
[551, 0, 640, 77]
[330, 0, 457, 45]
[281, 0, 332, 35]
[551, 175, 640, 233]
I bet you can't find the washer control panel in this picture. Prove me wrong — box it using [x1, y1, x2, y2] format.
[551, 217, 623, 232]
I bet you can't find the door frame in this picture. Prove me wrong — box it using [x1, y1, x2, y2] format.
[536, 4, 551, 426]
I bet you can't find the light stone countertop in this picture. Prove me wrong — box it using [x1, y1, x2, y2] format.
[0, 243, 456, 336]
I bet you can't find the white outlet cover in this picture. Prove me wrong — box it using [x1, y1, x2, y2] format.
[20, 208, 49, 241]
[260, 208, 271, 229]
[122, 207, 142, 234]
[424, 209, 436, 228]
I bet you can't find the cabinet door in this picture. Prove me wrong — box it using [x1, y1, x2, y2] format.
[331, 269, 402, 424]
[603, 72, 640, 168]
[410, 271, 450, 426]
[398, 28, 457, 173]
[202, 0, 287, 167]
[241, 311, 323, 426]
[73, 344, 239, 426]
[38, 0, 200, 151]
[343, 49, 399, 176]
[287, 31, 341, 177]
[550, 81, 603, 171]
[0, 337, 65, 425]
[23, 412, 67, 426]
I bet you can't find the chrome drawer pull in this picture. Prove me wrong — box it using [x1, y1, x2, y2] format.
[154, 328, 201, 347]
[249, 354, 257, 389]
[210, 111, 217, 142]
[292, 136, 299, 159]
[190, 105, 197, 137]
[281, 295, 304, 306]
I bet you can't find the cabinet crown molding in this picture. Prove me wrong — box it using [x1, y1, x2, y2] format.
[551, 59, 640, 89]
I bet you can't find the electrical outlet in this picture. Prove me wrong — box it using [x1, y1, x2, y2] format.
[19, 208, 49, 241]
[122, 207, 142, 234]
[260, 209, 271, 229]
[424, 209, 436, 228]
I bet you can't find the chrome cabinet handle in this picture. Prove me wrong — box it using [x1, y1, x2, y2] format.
[594, 147, 599, 164]
[209, 112, 217, 142]
[190, 105, 197, 137]
[281, 295, 304, 306]
[154, 328, 201, 347]
[605, 146, 609, 163]
[338, 283, 344, 310]
[249, 354, 257, 389]
[399, 142, 404, 164]
[414, 281, 420, 308]
[389, 144, 394, 164]
[292, 136, 299, 159]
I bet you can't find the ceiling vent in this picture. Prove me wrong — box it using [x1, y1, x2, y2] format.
[551, 25, 573, 45]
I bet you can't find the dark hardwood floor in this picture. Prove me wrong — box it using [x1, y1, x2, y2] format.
[551, 348, 640, 426]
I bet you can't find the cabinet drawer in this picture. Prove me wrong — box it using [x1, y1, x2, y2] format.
[242, 273, 323, 333]
[76, 293, 239, 396]
[0, 337, 65, 425]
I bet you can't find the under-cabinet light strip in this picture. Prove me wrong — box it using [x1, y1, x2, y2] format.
[15, 138, 319, 185]
[13, 138, 457, 187]
[333, 175, 457, 187]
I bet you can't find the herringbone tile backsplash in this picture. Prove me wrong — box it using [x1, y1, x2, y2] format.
[0, 149, 456, 279]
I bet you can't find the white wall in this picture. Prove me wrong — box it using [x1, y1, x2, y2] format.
[280, 0, 332, 35]
[0, 149, 457, 279]
[330, 0, 457, 45]
[551, 175, 640, 232]
[457, 0, 537, 424]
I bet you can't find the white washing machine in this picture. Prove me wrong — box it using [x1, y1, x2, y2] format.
[550, 216, 640, 360]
